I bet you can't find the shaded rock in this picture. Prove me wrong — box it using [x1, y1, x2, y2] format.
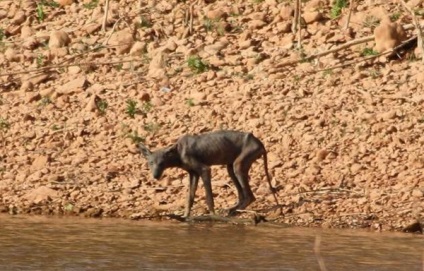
[374, 20, 406, 52]
[109, 29, 134, 54]
[49, 30, 71, 48]
[24, 186, 59, 204]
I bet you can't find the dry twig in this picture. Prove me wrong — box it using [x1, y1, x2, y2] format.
[102, 0, 110, 32]
[399, 0, 424, 62]
[344, 0, 355, 30]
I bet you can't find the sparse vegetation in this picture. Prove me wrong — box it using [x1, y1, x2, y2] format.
[362, 15, 380, 29]
[126, 130, 144, 144]
[144, 122, 161, 133]
[362, 47, 379, 56]
[36, 3, 46, 22]
[83, 0, 99, 9]
[330, 0, 348, 19]
[36, 54, 45, 67]
[96, 99, 108, 115]
[38, 96, 51, 107]
[141, 101, 153, 116]
[41, 0, 60, 7]
[186, 98, 195, 107]
[0, 28, 4, 42]
[187, 55, 208, 73]
[0, 118, 10, 130]
[390, 11, 401, 22]
[126, 99, 138, 118]
[137, 15, 152, 28]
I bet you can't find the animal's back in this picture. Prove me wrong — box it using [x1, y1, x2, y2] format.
[177, 130, 252, 165]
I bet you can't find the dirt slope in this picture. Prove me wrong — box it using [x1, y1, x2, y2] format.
[1, 0, 424, 231]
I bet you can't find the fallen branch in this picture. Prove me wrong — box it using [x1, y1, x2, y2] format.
[0, 58, 146, 77]
[276, 22, 423, 68]
[310, 35, 417, 74]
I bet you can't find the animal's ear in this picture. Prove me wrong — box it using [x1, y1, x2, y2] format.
[137, 143, 152, 158]
[164, 144, 177, 157]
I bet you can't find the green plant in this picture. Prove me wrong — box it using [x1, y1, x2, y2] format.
[41, 0, 60, 7]
[0, 28, 4, 42]
[141, 101, 153, 116]
[330, 0, 348, 19]
[362, 47, 378, 56]
[137, 15, 152, 28]
[114, 63, 123, 71]
[83, 0, 99, 9]
[96, 99, 108, 115]
[144, 122, 160, 133]
[38, 96, 51, 107]
[323, 69, 333, 77]
[362, 15, 380, 29]
[36, 54, 45, 67]
[36, 3, 45, 22]
[126, 99, 138, 118]
[0, 118, 10, 130]
[252, 0, 264, 3]
[51, 124, 61, 131]
[390, 11, 401, 22]
[126, 130, 144, 144]
[187, 55, 208, 73]
[185, 98, 195, 107]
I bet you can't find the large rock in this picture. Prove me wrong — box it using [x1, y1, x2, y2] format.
[109, 29, 134, 54]
[374, 20, 407, 52]
[49, 30, 71, 48]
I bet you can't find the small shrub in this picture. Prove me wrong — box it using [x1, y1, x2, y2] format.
[390, 12, 401, 22]
[0, 28, 4, 42]
[362, 47, 379, 56]
[144, 122, 160, 133]
[36, 54, 45, 67]
[38, 96, 51, 107]
[83, 0, 99, 9]
[127, 130, 144, 144]
[126, 99, 138, 118]
[96, 99, 108, 115]
[185, 98, 195, 107]
[362, 15, 380, 29]
[36, 3, 45, 22]
[187, 55, 208, 73]
[141, 101, 153, 116]
[0, 118, 10, 130]
[330, 0, 348, 19]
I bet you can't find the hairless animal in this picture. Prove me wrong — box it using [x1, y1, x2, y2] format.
[138, 130, 281, 218]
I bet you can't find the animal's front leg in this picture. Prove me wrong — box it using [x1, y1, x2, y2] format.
[200, 167, 215, 215]
[183, 171, 199, 218]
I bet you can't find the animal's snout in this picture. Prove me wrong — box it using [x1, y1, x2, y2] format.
[153, 173, 161, 180]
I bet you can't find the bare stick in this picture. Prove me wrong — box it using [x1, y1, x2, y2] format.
[297, 0, 302, 49]
[276, 22, 423, 68]
[101, 0, 110, 32]
[399, 0, 424, 62]
[277, 35, 374, 68]
[344, 0, 355, 30]
[292, 0, 300, 34]
[314, 235, 328, 271]
[189, 1, 194, 35]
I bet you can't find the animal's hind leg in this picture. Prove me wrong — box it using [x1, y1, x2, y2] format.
[226, 164, 244, 215]
[233, 156, 256, 211]
[234, 146, 263, 209]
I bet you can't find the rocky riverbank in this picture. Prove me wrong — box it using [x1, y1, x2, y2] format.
[1, 0, 424, 232]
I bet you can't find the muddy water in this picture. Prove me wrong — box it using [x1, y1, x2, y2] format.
[0, 215, 422, 271]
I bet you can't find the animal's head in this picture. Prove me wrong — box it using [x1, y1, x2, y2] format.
[138, 143, 178, 180]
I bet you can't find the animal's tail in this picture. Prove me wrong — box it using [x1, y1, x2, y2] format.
[263, 151, 282, 215]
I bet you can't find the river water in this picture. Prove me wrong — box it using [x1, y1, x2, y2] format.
[0, 215, 422, 270]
